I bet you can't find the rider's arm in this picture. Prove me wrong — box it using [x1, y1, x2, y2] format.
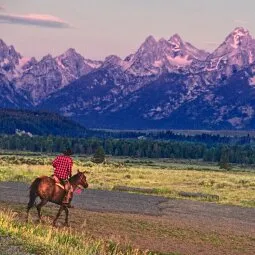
[69, 158, 73, 178]
[52, 156, 59, 168]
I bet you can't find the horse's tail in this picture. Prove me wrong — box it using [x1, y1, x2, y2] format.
[27, 177, 41, 209]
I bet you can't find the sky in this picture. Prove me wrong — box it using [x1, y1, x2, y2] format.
[1, 0, 255, 61]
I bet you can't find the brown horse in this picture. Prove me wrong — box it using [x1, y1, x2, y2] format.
[26, 170, 88, 226]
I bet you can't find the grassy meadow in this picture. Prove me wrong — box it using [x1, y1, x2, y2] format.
[0, 153, 254, 207]
[0, 153, 254, 254]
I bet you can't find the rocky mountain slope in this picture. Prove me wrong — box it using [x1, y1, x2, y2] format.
[0, 39, 102, 105]
[1, 27, 255, 130]
[0, 74, 31, 109]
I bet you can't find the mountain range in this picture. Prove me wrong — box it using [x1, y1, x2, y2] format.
[1, 27, 255, 130]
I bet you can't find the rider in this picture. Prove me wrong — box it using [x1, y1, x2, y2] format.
[52, 148, 74, 207]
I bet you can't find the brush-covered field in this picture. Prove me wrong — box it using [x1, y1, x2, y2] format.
[0, 154, 254, 207]
[0, 152, 254, 255]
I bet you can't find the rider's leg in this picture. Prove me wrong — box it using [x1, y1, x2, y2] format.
[62, 181, 73, 205]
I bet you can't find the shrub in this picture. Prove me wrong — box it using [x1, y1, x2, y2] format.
[92, 147, 105, 164]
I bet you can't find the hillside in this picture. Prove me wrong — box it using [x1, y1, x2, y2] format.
[0, 109, 87, 137]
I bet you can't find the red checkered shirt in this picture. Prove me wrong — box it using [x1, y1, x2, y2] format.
[52, 155, 73, 180]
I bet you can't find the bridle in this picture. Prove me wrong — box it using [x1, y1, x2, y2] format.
[76, 172, 88, 190]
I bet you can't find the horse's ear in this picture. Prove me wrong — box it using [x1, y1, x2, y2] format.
[77, 169, 80, 173]
[83, 170, 90, 174]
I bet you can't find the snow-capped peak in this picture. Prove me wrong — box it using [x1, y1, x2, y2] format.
[103, 55, 122, 66]
[138, 35, 158, 54]
[143, 35, 157, 45]
[56, 48, 82, 65]
[232, 27, 249, 36]
[0, 39, 21, 62]
[57, 48, 102, 70]
[227, 27, 251, 49]
[123, 33, 210, 76]
[64, 48, 79, 57]
[102, 55, 132, 70]
[205, 27, 255, 75]
[168, 33, 184, 50]
[41, 54, 54, 61]
[0, 39, 8, 50]
[0, 38, 24, 79]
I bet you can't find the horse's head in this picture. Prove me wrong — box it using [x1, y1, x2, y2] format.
[75, 170, 89, 189]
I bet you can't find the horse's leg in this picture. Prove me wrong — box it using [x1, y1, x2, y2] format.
[64, 206, 70, 227]
[26, 180, 40, 222]
[53, 205, 64, 227]
[36, 199, 48, 222]
[26, 201, 35, 223]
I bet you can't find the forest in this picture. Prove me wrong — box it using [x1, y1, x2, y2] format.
[0, 134, 255, 164]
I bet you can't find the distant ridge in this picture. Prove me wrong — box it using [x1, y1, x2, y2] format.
[0, 109, 87, 137]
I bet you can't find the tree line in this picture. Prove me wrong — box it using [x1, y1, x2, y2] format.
[0, 135, 255, 164]
[89, 130, 254, 145]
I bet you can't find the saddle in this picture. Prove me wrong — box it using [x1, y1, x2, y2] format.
[51, 175, 66, 190]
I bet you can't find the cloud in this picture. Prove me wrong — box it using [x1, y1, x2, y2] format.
[234, 19, 248, 25]
[0, 12, 71, 28]
[0, 6, 5, 11]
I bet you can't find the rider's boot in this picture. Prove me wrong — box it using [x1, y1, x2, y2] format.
[62, 184, 74, 208]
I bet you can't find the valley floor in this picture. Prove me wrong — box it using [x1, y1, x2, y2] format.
[0, 182, 254, 255]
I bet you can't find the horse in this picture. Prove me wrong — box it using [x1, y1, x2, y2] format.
[26, 170, 88, 226]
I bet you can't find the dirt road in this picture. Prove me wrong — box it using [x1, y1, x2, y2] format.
[0, 181, 254, 222]
[0, 181, 254, 255]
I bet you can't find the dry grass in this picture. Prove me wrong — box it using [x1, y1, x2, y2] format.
[0, 153, 254, 255]
[0, 201, 254, 255]
[82, 163, 255, 207]
[0, 205, 167, 255]
[0, 155, 254, 207]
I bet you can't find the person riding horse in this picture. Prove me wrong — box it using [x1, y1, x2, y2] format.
[52, 148, 74, 207]
[27, 169, 88, 226]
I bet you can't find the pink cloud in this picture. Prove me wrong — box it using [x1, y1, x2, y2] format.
[0, 12, 71, 28]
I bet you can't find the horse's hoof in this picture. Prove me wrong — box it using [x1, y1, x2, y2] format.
[64, 223, 70, 227]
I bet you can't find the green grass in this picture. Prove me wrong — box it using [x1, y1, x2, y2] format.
[0, 154, 255, 207]
[1, 201, 253, 255]
[0, 208, 172, 255]
[0, 154, 254, 255]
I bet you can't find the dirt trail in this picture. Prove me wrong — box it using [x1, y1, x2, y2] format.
[0, 181, 254, 255]
[0, 181, 254, 222]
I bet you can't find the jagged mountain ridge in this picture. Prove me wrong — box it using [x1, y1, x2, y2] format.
[1, 27, 255, 129]
[15, 48, 102, 105]
[0, 39, 102, 105]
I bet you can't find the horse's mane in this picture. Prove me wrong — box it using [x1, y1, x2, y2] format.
[69, 172, 82, 183]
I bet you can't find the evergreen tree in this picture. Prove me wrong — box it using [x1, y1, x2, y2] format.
[219, 147, 231, 170]
[92, 146, 105, 163]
